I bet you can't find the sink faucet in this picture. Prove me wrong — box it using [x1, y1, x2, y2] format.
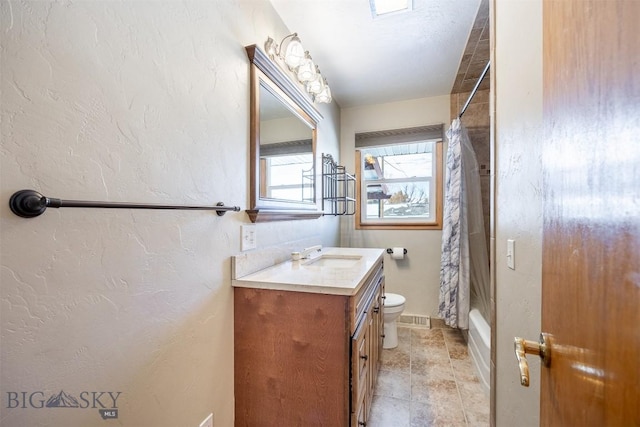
[292, 245, 322, 260]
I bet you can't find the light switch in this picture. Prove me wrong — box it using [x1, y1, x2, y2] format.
[507, 239, 515, 270]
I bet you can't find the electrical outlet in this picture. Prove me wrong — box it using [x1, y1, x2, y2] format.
[241, 225, 257, 251]
[507, 239, 515, 270]
[199, 413, 213, 427]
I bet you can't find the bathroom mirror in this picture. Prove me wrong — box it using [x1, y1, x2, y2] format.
[246, 45, 323, 222]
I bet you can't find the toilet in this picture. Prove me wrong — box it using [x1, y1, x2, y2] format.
[383, 293, 406, 349]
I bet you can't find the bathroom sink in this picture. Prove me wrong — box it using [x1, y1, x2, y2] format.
[301, 254, 363, 268]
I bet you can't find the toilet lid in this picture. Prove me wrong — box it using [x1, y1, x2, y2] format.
[385, 293, 405, 307]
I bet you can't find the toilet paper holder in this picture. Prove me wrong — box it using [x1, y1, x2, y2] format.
[386, 248, 407, 255]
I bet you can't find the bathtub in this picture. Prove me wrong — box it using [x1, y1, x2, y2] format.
[468, 308, 490, 394]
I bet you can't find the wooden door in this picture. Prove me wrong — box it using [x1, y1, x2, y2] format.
[541, 0, 640, 425]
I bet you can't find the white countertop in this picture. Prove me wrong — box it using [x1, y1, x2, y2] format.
[232, 247, 384, 296]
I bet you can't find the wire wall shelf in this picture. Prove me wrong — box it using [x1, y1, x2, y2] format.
[322, 154, 356, 216]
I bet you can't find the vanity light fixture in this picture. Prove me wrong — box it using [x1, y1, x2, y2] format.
[264, 33, 332, 104]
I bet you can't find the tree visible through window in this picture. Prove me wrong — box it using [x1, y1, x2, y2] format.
[355, 125, 443, 230]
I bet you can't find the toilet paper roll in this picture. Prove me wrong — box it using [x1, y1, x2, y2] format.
[391, 247, 405, 260]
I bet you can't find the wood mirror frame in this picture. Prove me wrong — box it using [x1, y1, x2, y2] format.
[245, 44, 324, 223]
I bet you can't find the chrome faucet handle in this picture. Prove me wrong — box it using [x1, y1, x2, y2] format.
[302, 245, 322, 256]
[291, 245, 322, 261]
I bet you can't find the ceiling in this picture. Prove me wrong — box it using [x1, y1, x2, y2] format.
[269, 0, 482, 108]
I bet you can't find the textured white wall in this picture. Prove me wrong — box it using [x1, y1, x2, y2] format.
[494, 0, 543, 424]
[0, 1, 340, 426]
[340, 96, 451, 317]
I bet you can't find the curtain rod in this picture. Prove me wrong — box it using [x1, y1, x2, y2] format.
[9, 189, 240, 218]
[458, 60, 491, 118]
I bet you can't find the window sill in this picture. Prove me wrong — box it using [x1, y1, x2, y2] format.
[356, 221, 442, 231]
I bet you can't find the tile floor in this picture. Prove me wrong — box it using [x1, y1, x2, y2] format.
[368, 326, 490, 426]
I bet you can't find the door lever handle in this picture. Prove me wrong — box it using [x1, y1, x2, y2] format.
[514, 333, 550, 387]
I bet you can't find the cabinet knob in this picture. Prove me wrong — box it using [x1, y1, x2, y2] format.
[360, 354, 368, 361]
[359, 422, 366, 426]
[373, 306, 380, 313]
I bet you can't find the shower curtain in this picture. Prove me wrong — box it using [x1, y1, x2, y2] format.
[438, 118, 490, 329]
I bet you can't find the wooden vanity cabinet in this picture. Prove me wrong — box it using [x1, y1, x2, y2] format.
[234, 259, 384, 426]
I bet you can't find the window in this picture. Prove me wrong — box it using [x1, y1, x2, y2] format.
[259, 139, 314, 203]
[355, 125, 443, 230]
[260, 154, 314, 202]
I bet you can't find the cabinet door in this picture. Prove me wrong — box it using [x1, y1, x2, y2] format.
[366, 313, 376, 414]
[355, 385, 367, 427]
[351, 313, 369, 424]
[376, 277, 385, 373]
[370, 282, 383, 389]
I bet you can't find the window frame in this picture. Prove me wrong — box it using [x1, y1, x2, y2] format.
[355, 140, 443, 230]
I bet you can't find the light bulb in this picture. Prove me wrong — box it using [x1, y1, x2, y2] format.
[307, 72, 324, 94]
[296, 53, 316, 83]
[316, 83, 332, 103]
[284, 36, 305, 69]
